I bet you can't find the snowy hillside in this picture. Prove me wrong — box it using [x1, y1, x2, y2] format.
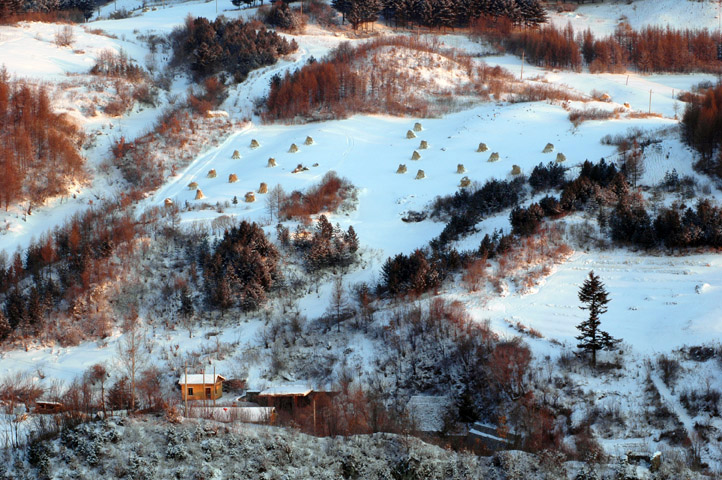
[0, 0, 721, 475]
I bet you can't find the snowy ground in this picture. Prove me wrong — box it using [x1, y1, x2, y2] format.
[0, 0, 720, 467]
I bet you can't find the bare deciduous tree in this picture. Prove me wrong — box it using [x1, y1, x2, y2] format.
[115, 313, 153, 411]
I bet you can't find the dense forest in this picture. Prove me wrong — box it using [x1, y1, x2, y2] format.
[0, 75, 86, 210]
[170, 15, 297, 82]
[473, 19, 721, 74]
[682, 83, 722, 177]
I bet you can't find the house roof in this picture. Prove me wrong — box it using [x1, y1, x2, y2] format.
[178, 374, 226, 385]
[258, 385, 313, 397]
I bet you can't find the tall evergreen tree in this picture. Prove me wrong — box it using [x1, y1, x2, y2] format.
[576, 271, 619, 366]
[517, 0, 547, 27]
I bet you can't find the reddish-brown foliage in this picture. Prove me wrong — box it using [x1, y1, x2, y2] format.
[0, 76, 85, 210]
[280, 171, 354, 220]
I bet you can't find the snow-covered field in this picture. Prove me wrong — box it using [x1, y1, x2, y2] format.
[0, 0, 721, 468]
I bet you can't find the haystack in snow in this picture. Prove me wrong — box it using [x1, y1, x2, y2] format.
[232, 150, 241, 159]
[396, 164, 407, 174]
[164, 198, 173, 207]
[477, 143, 488, 152]
[195, 189, 204, 200]
[542, 143, 554, 153]
[250, 139, 260, 149]
[413, 122, 423, 132]
[207, 169, 217, 178]
[259, 182, 268, 194]
[289, 143, 299, 153]
[292, 164, 308, 174]
[411, 150, 421, 160]
[415, 169, 425, 180]
[304, 136, 314, 145]
[511, 165, 521, 175]
[406, 130, 416, 139]
[245, 192, 255, 203]
[188, 181, 198, 190]
[267, 157, 277, 167]
[488, 152, 499, 162]
[229, 173, 238, 183]
[459, 176, 471, 188]
[419, 140, 428, 150]
[456, 164, 465, 174]
[556, 153, 566, 163]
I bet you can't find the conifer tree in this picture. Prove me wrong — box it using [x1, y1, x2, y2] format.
[576, 271, 619, 366]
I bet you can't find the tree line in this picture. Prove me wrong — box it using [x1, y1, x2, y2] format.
[0, 0, 100, 23]
[332, 0, 547, 31]
[474, 20, 722, 74]
[170, 15, 297, 82]
[0, 74, 86, 211]
[682, 82, 722, 178]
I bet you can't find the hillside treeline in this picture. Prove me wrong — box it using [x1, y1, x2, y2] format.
[170, 16, 297, 82]
[264, 36, 493, 121]
[473, 19, 721, 73]
[332, 0, 547, 30]
[0, 0, 99, 23]
[682, 83, 722, 177]
[0, 76, 85, 210]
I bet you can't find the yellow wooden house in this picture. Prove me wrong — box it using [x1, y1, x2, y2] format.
[178, 373, 225, 401]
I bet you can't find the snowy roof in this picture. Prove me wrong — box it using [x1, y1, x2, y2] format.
[258, 385, 313, 397]
[178, 374, 226, 385]
[405, 395, 451, 432]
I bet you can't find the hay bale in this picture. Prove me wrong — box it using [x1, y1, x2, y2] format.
[477, 142, 488, 152]
[542, 143, 554, 153]
[250, 139, 260, 149]
[164, 198, 174, 207]
[245, 192, 255, 203]
[459, 176, 471, 188]
[304, 136, 314, 145]
[419, 140, 428, 150]
[396, 164, 407, 174]
[456, 164, 465, 174]
[415, 169, 425, 180]
[195, 189, 204, 200]
[511, 165, 521, 175]
[406, 130, 416, 139]
[232, 150, 241, 159]
[413, 122, 423, 132]
[411, 150, 421, 160]
[289, 143, 299, 153]
[623, 102, 630, 109]
[207, 169, 217, 178]
[292, 164, 308, 174]
[259, 182, 268, 194]
[188, 181, 198, 190]
[267, 157, 277, 167]
[488, 152, 499, 162]
[229, 173, 238, 183]
[556, 152, 566, 163]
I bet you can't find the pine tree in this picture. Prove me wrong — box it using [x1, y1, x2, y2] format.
[517, 0, 546, 27]
[331, 0, 352, 23]
[576, 271, 619, 366]
[0, 309, 10, 341]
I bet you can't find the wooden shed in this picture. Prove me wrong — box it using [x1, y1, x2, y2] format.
[178, 373, 225, 401]
[257, 385, 313, 415]
[35, 400, 64, 414]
